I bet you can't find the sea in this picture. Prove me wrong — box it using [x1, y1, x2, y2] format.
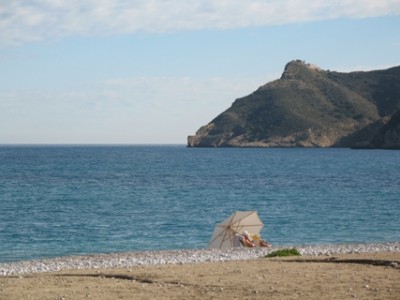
[0, 145, 399, 263]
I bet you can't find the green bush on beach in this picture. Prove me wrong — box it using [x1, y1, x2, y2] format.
[265, 248, 301, 258]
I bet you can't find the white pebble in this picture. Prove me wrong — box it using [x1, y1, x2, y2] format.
[0, 242, 399, 276]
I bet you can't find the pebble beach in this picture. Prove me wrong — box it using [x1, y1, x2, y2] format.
[1, 242, 400, 300]
[2, 242, 399, 276]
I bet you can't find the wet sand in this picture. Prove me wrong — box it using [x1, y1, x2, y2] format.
[1, 252, 399, 299]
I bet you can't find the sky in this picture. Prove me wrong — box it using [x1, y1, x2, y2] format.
[1, 0, 400, 144]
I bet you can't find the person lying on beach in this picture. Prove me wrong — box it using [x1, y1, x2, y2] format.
[259, 239, 272, 247]
[241, 231, 271, 248]
[240, 231, 256, 247]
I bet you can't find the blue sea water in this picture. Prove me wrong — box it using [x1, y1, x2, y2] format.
[0, 145, 399, 263]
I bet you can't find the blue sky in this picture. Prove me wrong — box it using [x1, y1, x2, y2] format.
[1, 1, 400, 144]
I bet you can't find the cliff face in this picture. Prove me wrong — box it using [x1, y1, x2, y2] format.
[368, 109, 400, 149]
[187, 60, 400, 148]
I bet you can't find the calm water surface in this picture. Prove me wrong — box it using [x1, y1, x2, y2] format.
[0, 146, 399, 262]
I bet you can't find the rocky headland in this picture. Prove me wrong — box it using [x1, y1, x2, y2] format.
[188, 60, 400, 149]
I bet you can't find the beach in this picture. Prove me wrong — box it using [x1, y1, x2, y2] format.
[1, 243, 399, 299]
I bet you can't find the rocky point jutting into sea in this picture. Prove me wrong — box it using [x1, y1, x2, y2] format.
[188, 60, 400, 149]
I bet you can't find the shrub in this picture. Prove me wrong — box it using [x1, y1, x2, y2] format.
[265, 248, 301, 257]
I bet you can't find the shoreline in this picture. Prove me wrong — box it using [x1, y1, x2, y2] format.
[1, 242, 399, 276]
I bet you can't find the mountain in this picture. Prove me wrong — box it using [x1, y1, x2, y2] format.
[364, 109, 400, 149]
[187, 60, 400, 148]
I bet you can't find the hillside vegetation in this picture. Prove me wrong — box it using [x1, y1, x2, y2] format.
[187, 60, 400, 149]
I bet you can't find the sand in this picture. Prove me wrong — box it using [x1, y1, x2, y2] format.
[1, 252, 399, 300]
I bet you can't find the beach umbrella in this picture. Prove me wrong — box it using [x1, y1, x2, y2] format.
[208, 211, 264, 250]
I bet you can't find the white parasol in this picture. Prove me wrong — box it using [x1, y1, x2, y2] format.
[208, 211, 264, 249]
